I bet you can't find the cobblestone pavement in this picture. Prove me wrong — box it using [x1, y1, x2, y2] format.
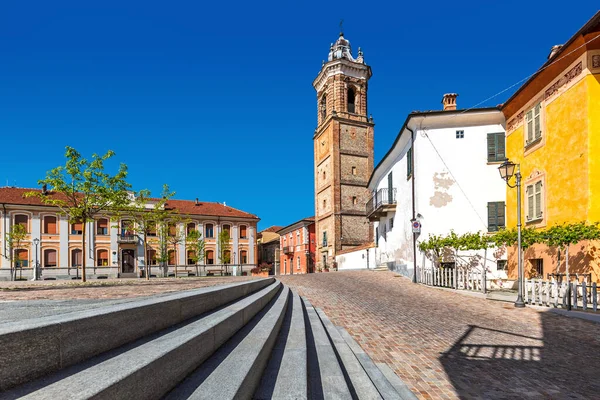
[279, 271, 600, 400]
[0, 276, 260, 301]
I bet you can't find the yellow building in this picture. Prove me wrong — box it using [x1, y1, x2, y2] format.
[501, 11, 600, 280]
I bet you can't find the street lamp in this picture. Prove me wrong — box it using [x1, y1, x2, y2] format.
[498, 159, 525, 308]
[233, 251, 236, 276]
[32, 238, 40, 281]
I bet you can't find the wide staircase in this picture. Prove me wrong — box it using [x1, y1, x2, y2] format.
[0, 278, 416, 400]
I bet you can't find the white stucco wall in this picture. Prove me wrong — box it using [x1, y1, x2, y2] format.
[335, 247, 375, 270]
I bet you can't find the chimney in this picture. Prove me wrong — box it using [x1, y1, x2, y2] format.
[548, 44, 563, 60]
[195, 198, 199, 206]
[42, 184, 48, 195]
[442, 93, 458, 111]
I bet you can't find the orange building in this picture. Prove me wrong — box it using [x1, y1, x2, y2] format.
[278, 217, 315, 275]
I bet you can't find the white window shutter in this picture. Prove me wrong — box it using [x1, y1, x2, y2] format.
[527, 185, 534, 219]
[534, 103, 541, 139]
[526, 110, 534, 142]
[535, 181, 542, 218]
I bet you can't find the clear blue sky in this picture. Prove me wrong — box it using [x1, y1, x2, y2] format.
[0, 2, 597, 230]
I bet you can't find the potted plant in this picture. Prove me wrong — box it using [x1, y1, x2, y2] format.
[332, 261, 338, 272]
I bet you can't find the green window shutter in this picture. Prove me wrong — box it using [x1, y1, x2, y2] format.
[526, 110, 534, 142]
[497, 201, 505, 229]
[527, 185, 534, 220]
[487, 133, 495, 162]
[496, 132, 505, 161]
[534, 103, 542, 139]
[487, 202, 497, 232]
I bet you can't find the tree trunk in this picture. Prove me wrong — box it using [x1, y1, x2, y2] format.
[144, 232, 149, 281]
[81, 220, 87, 282]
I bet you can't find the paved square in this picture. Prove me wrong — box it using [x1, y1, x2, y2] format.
[279, 271, 600, 399]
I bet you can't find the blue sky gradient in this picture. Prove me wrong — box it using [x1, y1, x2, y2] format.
[0, 1, 597, 229]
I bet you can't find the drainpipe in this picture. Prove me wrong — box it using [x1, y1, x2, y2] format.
[407, 126, 417, 283]
[2, 204, 6, 262]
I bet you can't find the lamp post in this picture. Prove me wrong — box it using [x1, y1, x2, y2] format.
[32, 238, 40, 281]
[233, 251, 236, 276]
[498, 160, 525, 308]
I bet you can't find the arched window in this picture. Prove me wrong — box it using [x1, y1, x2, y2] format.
[205, 224, 214, 238]
[43, 249, 57, 268]
[206, 250, 215, 265]
[168, 250, 176, 266]
[187, 223, 196, 235]
[121, 220, 134, 235]
[147, 222, 157, 237]
[97, 218, 109, 235]
[320, 94, 327, 121]
[284, 259, 287, 274]
[240, 250, 248, 264]
[297, 256, 301, 270]
[71, 249, 82, 267]
[14, 214, 28, 232]
[187, 250, 196, 265]
[146, 249, 157, 265]
[71, 221, 83, 235]
[223, 250, 231, 264]
[97, 249, 109, 266]
[222, 224, 231, 237]
[168, 223, 177, 237]
[239, 225, 247, 239]
[15, 249, 29, 268]
[347, 87, 356, 113]
[44, 216, 57, 234]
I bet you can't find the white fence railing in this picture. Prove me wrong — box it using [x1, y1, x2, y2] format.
[524, 277, 599, 311]
[419, 265, 485, 292]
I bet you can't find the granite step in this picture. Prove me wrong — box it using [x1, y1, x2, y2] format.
[1, 281, 282, 400]
[254, 290, 308, 400]
[165, 286, 289, 399]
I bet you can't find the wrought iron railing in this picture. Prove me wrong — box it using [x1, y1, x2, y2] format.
[117, 234, 137, 243]
[366, 188, 397, 216]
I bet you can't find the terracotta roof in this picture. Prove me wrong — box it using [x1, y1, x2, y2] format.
[277, 216, 315, 234]
[260, 226, 284, 233]
[0, 187, 258, 220]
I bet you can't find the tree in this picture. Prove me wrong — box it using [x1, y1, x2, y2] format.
[218, 229, 231, 273]
[186, 229, 205, 276]
[122, 185, 175, 280]
[5, 224, 26, 281]
[26, 147, 131, 282]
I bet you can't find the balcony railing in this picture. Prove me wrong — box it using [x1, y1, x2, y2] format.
[366, 188, 397, 219]
[117, 234, 138, 244]
[283, 246, 294, 254]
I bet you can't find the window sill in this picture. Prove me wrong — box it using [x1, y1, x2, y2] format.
[406, 173, 413, 181]
[487, 160, 506, 165]
[524, 137, 542, 150]
[526, 217, 543, 225]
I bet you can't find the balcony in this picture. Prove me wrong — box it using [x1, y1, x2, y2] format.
[283, 246, 294, 254]
[366, 188, 397, 221]
[117, 233, 138, 244]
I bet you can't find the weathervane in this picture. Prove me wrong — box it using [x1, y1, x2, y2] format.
[339, 19, 344, 36]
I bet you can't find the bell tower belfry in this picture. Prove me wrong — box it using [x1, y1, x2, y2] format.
[313, 31, 374, 269]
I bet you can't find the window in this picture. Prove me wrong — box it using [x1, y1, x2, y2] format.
[43, 216, 57, 234]
[187, 250, 196, 265]
[168, 250, 176, 266]
[390, 217, 394, 230]
[296, 231, 300, 244]
[497, 260, 507, 271]
[71, 249, 82, 267]
[284, 259, 287, 273]
[487, 202, 506, 232]
[97, 218, 109, 235]
[186, 223, 196, 235]
[147, 249, 157, 266]
[347, 87, 355, 113]
[14, 214, 28, 232]
[487, 132, 506, 162]
[121, 220, 134, 235]
[168, 223, 177, 237]
[352, 196, 357, 206]
[322, 171, 326, 180]
[525, 102, 542, 145]
[297, 256, 301, 270]
[407, 147, 413, 177]
[147, 222, 157, 237]
[222, 224, 231, 237]
[456, 130, 464, 139]
[322, 231, 327, 247]
[352, 166, 357, 175]
[526, 181, 543, 221]
[15, 249, 29, 268]
[322, 199, 326, 209]
[71, 222, 83, 235]
[320, 94, 327, 121]
[205, 224, 214, 238]
[97, 249, 109, 266]
[531, 259, 543, 278]
[206, 250, 214, 265]
[223, 250, 231, 264]
[240, 225, 247, 239]
[241, 250, 247, 264]
[44, 249, 57, 268]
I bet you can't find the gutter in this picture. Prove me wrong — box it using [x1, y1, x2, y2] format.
[407, 126, 418, 284]
[2, 204, 5, 260]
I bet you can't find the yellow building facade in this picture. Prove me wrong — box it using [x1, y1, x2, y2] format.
[502, 12, 600, 280]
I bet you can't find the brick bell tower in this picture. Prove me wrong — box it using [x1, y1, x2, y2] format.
[313, 30, 374, 270]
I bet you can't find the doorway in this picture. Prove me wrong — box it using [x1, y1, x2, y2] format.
[121, 249, 135, 274]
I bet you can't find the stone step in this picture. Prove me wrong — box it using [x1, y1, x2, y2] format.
[0, 277, 274, 391]
[254, 290, 308, 400]
[316, 308, 383, 399]
[164, 285, 290, 399]
[302, 296, 353, 400]
[2, 281, 282, 399]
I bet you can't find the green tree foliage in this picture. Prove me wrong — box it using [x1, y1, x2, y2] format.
[186, 229, 205, 273]
[5, 224, 26, 281]
[218, 229, 231, 265]
[26, 147, 131, 282]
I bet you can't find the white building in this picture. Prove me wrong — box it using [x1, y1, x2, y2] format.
[367, 94, 508, 282]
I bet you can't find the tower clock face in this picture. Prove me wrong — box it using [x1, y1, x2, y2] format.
[319, 135, 329, 158]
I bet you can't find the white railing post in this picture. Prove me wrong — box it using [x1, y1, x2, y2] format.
[582, 280, 587, 311]
[524, 278, 529, 304]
